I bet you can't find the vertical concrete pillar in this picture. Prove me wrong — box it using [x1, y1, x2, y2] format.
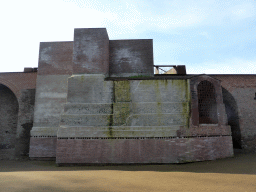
[29, 41, 73, 159]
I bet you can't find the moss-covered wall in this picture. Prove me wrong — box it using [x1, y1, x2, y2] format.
[112, 79, 190, 131]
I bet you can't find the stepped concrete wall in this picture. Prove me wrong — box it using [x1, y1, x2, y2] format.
[56, 75, 232, 164]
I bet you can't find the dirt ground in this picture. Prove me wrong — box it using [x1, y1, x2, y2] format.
[0, 152, 256, 192]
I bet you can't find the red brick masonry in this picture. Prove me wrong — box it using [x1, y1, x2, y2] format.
[56, 136, 233, 164]
[29, 137, 57, 158]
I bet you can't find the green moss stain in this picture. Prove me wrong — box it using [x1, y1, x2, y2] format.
[112, 80, 131, 127]
[113, 103, 130, 126]
[80, 75, 85, 82]
[177, 79, 191, 127]
[114, 81, 131, 102]
[106, 102, 114, 138]
[108, 126, 113, 137]
[156, 101, 162, 126]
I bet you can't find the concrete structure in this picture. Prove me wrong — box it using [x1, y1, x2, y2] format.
[0, 28, 255, 164]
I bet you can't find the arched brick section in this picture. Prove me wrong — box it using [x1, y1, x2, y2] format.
[0, 71, 37, 159]
[190, 75, 228, 127]
[0, 78, 20, 99]
[0, 84, 19, 159]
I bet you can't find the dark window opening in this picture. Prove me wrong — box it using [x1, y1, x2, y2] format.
[198, 80, 218, 124]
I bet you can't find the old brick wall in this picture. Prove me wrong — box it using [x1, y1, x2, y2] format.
[56, 136, 233, 164]
[210, 75, 256, 152]
[0, 72, 37, 99]
[15, 89, 36, 159]
[0, 85, 19, 160]
[0, 72, 37, 160]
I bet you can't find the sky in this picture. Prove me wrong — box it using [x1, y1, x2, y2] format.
[0, 0, 256, 74]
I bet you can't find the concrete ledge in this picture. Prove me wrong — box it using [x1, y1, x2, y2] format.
[64, 103, 113, 114]
[30, 127, 58, 136]
[60, 114, 113, 126]
[58, 126, 181, 137]
[178, 125, 232, 137]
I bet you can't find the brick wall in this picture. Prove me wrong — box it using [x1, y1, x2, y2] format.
[0, 71, 37, 159]
[15, 89, 36, 159]
[0, 85, 19, 160]
[0, 72, 37, 99]
[210, 75, 256, 152]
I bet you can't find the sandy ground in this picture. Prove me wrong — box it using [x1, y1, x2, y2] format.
[0, 152, 256, 192]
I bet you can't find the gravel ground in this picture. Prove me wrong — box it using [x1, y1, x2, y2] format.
[0, 152, 256, 192]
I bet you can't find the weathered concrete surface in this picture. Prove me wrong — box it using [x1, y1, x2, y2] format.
[30, 74, 70, 158]
[32, 75, 70, 128]
[127, 80, 190, 103]
[64, 103, 113, 114]
[15, 89, 36, 159]
[67, 74, 113, 103]
[56, 136, 233, 164]
[72, 28, 109, 75]
[57, 126, 180, 138]
[38, 42, 73, 75]
[109, 40, 154, 77]
[0, 84, 19, 160]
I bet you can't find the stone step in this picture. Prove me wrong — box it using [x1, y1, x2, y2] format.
[63, 102, 190, 115]
[57, 126, 181, 138]
[60, 113, 189, 127]
[60, 114, 112, 127]
[64, 103, 112, 114]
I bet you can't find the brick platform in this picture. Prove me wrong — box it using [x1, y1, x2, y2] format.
[29, 137, 57, 158]
[56, 136, 233, 164]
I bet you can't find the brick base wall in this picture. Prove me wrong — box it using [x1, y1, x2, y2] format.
[29, 137, 57, 158]
[56, 136, 233, 164]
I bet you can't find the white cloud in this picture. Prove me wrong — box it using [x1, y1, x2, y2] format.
[0, 0, 255, 73]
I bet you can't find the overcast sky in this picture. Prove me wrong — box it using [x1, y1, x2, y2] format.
[1, 0, 256, 74]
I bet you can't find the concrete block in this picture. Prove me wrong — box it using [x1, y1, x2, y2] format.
[60, 114, 113, 127]
[30, 127, 58, 137]
[129, 80, 190, 103]
[113, 102, 189, 114]
[67, 74, 113, 103]
[38, 42, 73, 75]
[33, 75, 70, 128]
[124, 114, 188, 126]
[57, 126, 181, 138]
[109, 40, 154, 77]
[73, 28, 109, 75]
[64, 103, 113, 114]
